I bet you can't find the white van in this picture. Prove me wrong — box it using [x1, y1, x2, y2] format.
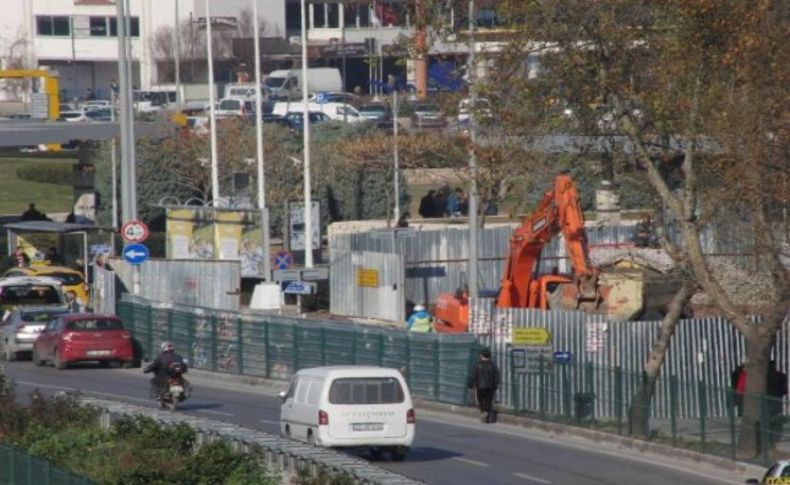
[279, 366, 415, 460]
[271, 101, 366, 123]
[264, 68, 342, 100]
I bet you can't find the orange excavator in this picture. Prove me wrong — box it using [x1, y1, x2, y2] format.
[434, 173, 645, 333]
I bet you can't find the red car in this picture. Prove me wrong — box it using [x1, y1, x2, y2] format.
[33, 314, 134, 369]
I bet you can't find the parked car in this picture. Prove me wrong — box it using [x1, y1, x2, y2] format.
[279, 366, 415, 460]
[33, 314, 135, 369]
[283, 111, 331, 132]
[215, 98, 255, 119]
[84, 107, 116, 122]
[307, 92, 359, 106]
[0, 306, 68, 361]
[358, 103, 391, 122]
[746, 460, 790, 484]
[0, 276, 67, 314]
[80, 100, 111, 112]
[5, 265, 90, 308]
[411, 103, 445, 129]
[58, 110, 89, 122]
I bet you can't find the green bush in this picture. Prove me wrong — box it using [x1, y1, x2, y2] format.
[15, 163, 74, 186]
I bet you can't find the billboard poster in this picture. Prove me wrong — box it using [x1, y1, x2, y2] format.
[288, 200, 320, 251]
[166, 207, 264, 277]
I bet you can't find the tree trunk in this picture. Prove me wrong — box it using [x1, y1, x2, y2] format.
[628, 279, 695, 438]
[737, 325, 777, 459]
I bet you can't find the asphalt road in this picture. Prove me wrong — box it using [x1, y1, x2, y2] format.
[2, 361, 748, 485]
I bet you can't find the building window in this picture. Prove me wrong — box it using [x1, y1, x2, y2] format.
[357, 3, 371, 27]
[90, 17, 107, 36]
[313, 3, 325, 28]
[327, 3, 339, 28]
[36, 16, 70, 36]
[108, 16, 139, 37]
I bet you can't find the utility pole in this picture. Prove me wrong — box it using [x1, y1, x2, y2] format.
[174, 0, 181, 112]
[70, 17, 77, 102]
[252, 0, 272, 280]
[300, 0, 314, 268]
[205, 0, 220, 204]
[393, 89, 400, 223]
[467, 0, 479, 299]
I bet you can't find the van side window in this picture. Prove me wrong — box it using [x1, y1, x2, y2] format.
[285, 377, 298, 400]
[296, 378, 310, 404]
[306, 379, 322, 405]
[329, 378, 405, 405]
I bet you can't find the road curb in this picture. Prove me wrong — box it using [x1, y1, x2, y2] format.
[414, 398, 764, 478]
[182, 368, 766, 480]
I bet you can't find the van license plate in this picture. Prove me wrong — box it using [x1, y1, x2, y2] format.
[352, 423, 383, 432]
[87, 350, 111, 357]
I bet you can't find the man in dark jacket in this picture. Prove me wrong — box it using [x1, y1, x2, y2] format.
[143, 341, 187, 396]
[467, 348, 500, 423]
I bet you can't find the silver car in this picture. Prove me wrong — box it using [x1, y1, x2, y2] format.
[0, 307, 68, 361]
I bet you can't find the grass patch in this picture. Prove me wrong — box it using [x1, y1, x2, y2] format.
[0, 157, 76, 215]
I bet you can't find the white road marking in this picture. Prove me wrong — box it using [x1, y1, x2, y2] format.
[451, 457, 489, 467]
[260, 419, 280, 425]
[196, 409, 233, 416]
[513, 472, 551, 484]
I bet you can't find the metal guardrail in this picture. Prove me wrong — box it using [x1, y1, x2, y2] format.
[79, 396, 423, 485]
[0, 444, 94, 485]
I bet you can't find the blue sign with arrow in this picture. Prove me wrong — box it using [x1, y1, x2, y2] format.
[553, 351, 573, 364]
[123, 243, 149, 265]
[283, 281, 316, 295]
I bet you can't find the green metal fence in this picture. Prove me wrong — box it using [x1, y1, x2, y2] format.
[118, 299, 479, 406]
[118, 297, 788, 465]
[504, 357, 789, 465]
[0, 444, 94, 485]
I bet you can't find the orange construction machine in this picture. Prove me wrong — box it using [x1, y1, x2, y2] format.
[434, 174, 653, 333]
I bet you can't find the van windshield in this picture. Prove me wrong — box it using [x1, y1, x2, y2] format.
[329, 377, 405, 405]
[264, 77, 286, 88]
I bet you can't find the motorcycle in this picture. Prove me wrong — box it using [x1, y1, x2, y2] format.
[150, 361, 191, 411]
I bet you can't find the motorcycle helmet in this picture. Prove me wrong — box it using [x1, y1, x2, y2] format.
[414, 304, 426, 312]
[160, 341, 175, 353]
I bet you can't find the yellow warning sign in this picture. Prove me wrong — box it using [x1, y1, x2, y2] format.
[356, 268, 379, 288]
[512, 327, 552, 345]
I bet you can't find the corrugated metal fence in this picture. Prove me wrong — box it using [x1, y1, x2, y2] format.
[330, 223, 764, 312]
[110, 257, 241, 311]
[90, 263, 116, 315]
[471, 298, 790, 419]
[0, 443, 95, 484]
[118, 295, 477, 406]
[330, 250, 405, 322]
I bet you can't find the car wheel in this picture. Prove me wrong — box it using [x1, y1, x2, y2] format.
[391, 446, 409, 462]
[32, 349, 45, 367]
[99, 360, 111, 368]
[307, 430, 316, 446]
[53, 350, 67, 370]
[369, 447, 383, 461]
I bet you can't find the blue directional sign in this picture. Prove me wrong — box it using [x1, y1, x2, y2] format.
[122, 243, 149, 265]
[553, 351, 573, 364]
[283, 281, 316, 295]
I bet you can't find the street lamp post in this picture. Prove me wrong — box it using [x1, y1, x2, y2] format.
[300, 0, 314, 268]
[252, 0, 272, 280]
[393, 89, 400, 223]
[174, 0, 181, 112]
[467, 0, 479, 299]
[205, 0, 220, 204]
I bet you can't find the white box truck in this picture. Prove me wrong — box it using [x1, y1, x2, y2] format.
[271, 101, 367, 123]
[264, 68, 342, 100]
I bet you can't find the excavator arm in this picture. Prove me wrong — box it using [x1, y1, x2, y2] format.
[497, 173, 594, 308]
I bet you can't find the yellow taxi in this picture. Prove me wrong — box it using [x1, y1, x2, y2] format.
[4, 265, 89, 307]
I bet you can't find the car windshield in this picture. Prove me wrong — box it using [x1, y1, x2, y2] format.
[48, 272, 84, 286]
[66, 319, 123, 331]
[329, 377, 405, 405]
[60, 112, 82, 119]
[0, 285, 64, 306]
[264, 77, 285, 88]
[362, 105, 386, 113]
[21, 310, 67, 322]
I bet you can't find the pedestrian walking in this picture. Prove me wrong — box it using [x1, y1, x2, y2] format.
[766, 360, 788, 447]
[418, 190, 436, 218]
[467, 348, 500, 423]
[731, 359, 747, 418]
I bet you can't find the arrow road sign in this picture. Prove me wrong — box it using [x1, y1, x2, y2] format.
[123, 243, 149, 265]
[553, 351, 573, 364]
[283, 281, 316, 295]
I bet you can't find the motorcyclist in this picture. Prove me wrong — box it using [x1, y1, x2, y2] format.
[143, 341, 187, 397]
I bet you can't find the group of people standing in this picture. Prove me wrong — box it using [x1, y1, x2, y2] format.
[418, 187, 469, 218]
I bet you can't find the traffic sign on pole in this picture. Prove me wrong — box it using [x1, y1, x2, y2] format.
[283, 281, 316, 295]
[122, 243, 149, 265]
[120, 220, 149, 243]
[272, 250, 294, 270]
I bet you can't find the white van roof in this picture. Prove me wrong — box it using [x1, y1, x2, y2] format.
[295, 366, 404, 379]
